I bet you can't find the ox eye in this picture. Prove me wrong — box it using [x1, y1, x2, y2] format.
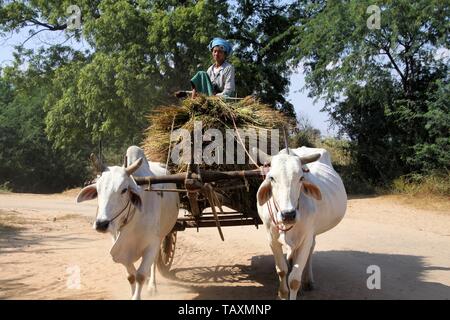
[300, 176, 305, 182]
[121, 188, 128, 194]
[269, 176, 275, 183]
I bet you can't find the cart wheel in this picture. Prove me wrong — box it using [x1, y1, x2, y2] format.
[157, 230, 177, 277]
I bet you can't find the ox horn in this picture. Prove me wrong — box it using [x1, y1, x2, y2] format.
[90, 153, 107, 173]
[125, 157, 143, 176]
[278, 148, 292, 155]
[283, 126, 290, 155]
[252, 147, 272, 165]
[299, 153, 321, 164]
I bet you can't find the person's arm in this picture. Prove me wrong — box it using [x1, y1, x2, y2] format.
[216, 65, 235, 97]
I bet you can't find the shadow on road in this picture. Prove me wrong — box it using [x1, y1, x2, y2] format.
[167, 251, 450, 300]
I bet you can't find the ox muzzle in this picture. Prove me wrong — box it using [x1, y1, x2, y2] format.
[95, 219, 110, 233]
[280, 209, 296, 223]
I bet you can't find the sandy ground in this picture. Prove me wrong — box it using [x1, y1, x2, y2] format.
[0, 192, 449, 300]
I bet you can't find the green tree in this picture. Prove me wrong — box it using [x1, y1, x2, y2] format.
[290, 114, 321, 147]
[1, 0, 299, 190]
[0, 47, 91, 192]
[228, 0, 297, 117]
[287, 0, 449, 181]
[409, 80, 450, 172]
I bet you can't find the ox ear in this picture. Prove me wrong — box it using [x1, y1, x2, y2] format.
[301, 181, 322, 201]
[129, 189, 142, 211]
[257, 179, 272, 206]
[76, 184, 97, 203]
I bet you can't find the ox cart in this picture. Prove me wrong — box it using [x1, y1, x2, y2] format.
[114, 95, 288, 276]
[133, 163, 268, 276]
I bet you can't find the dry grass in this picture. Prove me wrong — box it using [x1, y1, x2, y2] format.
[382, 194, 450, 213]
[382, 172, 450, 212]
[141, 95, 292, 217]
[391, 173, 450, 197]
[142, 95, 292, 170]
[61, 188, 82, 197]
[317, 138, 351, 167]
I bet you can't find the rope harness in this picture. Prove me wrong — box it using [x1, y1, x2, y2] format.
[230, 117, 296, 233]
[96, 190, 135, 231]
[266, 195, 294, 233]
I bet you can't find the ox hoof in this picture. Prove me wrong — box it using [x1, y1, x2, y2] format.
[278, 290, 289, 300]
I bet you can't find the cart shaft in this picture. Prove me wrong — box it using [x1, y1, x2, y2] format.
[134, 168, 266, 186]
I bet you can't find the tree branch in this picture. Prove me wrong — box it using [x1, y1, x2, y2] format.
[29, 18, 67, 31]
[17, 18, 68, 46]
[382, 46, 406, 85]
[21, 28, 49, 46]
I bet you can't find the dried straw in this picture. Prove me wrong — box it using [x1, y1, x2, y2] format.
[141, 95, 293, 216]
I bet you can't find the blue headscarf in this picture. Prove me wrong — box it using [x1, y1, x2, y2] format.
[208, 37, 233, 56]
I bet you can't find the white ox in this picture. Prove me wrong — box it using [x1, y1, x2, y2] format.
[256, 146, 347, 300]
[76, 146, 179, 300]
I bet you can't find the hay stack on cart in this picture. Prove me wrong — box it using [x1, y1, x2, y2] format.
[141, 95, 293, 237]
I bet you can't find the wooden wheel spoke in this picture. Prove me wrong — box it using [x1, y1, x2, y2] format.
[157, 231, 177, 276]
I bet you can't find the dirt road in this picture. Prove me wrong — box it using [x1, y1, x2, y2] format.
[0, 192, 449, 300]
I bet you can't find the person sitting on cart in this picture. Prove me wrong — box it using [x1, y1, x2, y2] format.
[175, 37, 236, 99]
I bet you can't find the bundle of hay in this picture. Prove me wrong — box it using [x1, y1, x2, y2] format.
[142, 95, 293, 216]
[143, 95, 291, 168]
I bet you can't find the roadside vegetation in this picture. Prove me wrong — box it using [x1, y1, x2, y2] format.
[0, 1, 448, 199]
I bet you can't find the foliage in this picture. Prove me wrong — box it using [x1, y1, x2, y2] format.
[290, 115, 321, 147]
[0, 47, 91, 192]
[287, 0, 449, 182]
[291, 135, 376, 195]
[228, 0, 297, 117]
[1, 0, 448, 193]
[0, 0, 298, 191]
[408, 80, 450, 172]
[0, 181, 12, 193]
[391, 171, 450, 197]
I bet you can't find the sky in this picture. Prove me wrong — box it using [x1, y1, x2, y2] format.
[0, 28, 336, 137]
[287, 70, 336, 136]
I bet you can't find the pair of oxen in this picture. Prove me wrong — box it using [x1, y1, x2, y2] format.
[77, 145, 347, 300]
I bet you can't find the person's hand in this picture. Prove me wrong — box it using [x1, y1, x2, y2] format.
[191, 88, 197, 98]
[174, 91, 188, 98]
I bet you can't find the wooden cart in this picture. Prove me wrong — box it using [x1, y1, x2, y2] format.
[133, 164, 268, 276]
